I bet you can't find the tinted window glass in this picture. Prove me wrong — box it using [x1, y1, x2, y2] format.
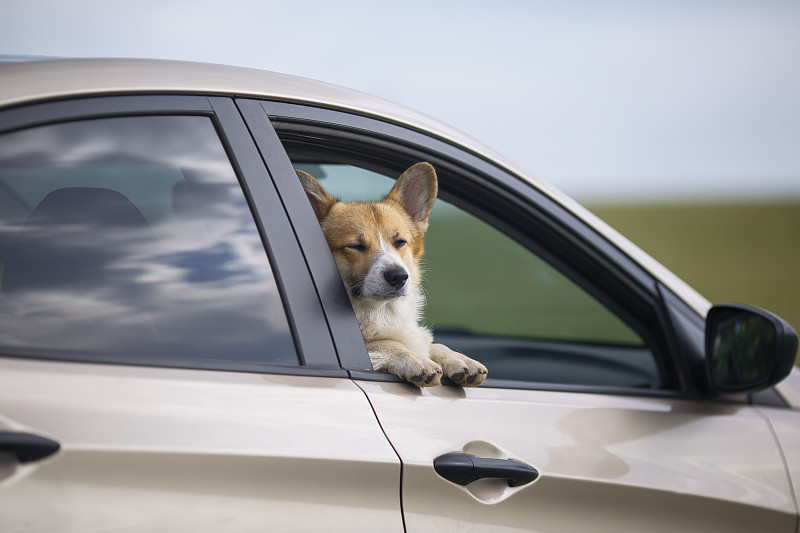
[294, 161, 659, 388]
[0, 116, 297, 367]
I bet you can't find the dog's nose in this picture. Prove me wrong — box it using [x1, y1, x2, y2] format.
[383, 267, 408, 289]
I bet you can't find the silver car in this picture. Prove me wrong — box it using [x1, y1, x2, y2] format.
[0, 57, 798, 532]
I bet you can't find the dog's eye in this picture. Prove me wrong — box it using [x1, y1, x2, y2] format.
[393, 239, 407, 250]
[345, 244, 367, 252]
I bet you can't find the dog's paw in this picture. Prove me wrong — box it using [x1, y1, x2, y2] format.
[406, 357, 443, 387]
[369, 349, 443, 387]
[446, 360, 487, 387]
[430, 343, 488, 387]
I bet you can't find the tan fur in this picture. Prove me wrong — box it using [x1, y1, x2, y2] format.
[297, 162, 487, 387]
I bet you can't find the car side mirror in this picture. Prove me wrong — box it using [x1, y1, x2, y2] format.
[706, 304, 798, 395]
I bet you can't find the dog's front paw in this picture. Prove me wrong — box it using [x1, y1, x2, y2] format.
[430, 343, 488, 387]
[369, 348, 443, 387]
[447, 360, 487, 387]
[406, 357, 443, 387]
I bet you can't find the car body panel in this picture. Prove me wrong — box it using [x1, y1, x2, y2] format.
[0, 358, 403, 532]
[0, 57, 710, 317]
[777, 369, 800, 409]
[357, 381, 796, 532]
[758, 406, 800, 519]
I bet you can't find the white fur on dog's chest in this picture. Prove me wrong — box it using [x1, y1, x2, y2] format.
[354, 291, 433, 355]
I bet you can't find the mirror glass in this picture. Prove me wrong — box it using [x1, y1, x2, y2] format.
[709, 309, 776, 391]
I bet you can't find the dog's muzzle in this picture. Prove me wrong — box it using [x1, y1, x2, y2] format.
[358, 250, 412, 299]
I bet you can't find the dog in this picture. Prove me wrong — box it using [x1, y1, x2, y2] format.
[296, 162, 488, 387]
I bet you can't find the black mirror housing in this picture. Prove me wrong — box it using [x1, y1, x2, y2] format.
[706, 304, 798, 395]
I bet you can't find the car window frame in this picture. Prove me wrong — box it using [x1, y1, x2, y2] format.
[0, 94, 345, 377]
[241, 98, 700, 397]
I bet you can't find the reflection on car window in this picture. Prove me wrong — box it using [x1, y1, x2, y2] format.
[293, 161, 659, 388]
[0, 116, 297, 367]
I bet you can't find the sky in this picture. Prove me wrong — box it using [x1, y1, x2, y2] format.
[1, 0, 798, 202]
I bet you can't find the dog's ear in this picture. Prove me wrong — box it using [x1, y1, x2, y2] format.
[386, 162, 438, 232]
[296, 169, 337, 222]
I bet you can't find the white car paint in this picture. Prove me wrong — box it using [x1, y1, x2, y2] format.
[357, 381, 798, 532]
[777, 367, 800, 409]
[0, 358, 403, 532]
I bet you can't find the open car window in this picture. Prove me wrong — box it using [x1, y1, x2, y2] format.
[293, 161, 660, 389]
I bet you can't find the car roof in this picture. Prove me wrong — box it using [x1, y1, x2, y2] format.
[0, 57, 710, 316]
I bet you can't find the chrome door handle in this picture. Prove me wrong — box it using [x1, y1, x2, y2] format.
[0, 430, 60, 463]
[434, 452, 539, 487]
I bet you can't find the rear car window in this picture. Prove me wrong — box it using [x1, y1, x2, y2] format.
[0, 115, 297, 368]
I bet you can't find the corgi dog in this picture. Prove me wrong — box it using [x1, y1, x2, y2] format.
[296, 162, 488, 387]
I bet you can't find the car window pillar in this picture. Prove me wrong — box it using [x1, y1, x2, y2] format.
[237, 98, 372, 373]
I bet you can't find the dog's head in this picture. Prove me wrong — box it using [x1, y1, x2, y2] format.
[296, 162, 437, 302]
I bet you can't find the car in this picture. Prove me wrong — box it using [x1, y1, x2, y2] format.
[0, 57, 798, 532]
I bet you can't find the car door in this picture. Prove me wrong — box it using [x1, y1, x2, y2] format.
[242, 99, 798, 532]
[0, 96, 402, 532]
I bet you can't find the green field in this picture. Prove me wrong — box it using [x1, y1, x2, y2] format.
[589, 201, 800, 357]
